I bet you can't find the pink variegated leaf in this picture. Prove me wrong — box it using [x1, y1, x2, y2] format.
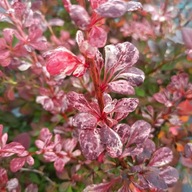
[103, 99, 117, 113]
[144, 171, 167, 190]
[117, 67, 145, 86]
[114, 111, 129, 122]
[63, 138, 78, 153]
[43, 152, 58, 162]
[76, 30, 84, 47]
[121, 145, 143, 158]
[181, 27, 192, 49]
[62, 0, 71, 12]
[136, 139, 156, 163]
[128, 120, 151, 145]
[104, 42, 139, 74]
[6, 178, 19, 192]
[114, 98, 139, 113]
[83, 181, 112, 192]
[153, 92, 172, 107]
[149, 147, 173, 167]
[10, 157, 26, 172]
[45, 47, 82, 76]
[26, 156, 34, 166]
[0, 167, 8, 184]
[108, 80, 135, 95]
[100, 125, 122, 157]
[73, 113, 97, 130]
[184, 143, 192, 158]
[0, 38, 7, 48]
[70, 5, 90, 30]
[38, 128, 52, 142]
[54, 158, 65, 172]
[1, 142, 25, 157]
[96, 0, 127, 18]
[88, 26, 107, 48]
[126, 1, 142, 12]
[160, 166, 179, 186]
[0, 50, 10, 60]
[113, 124, 131, 144]
[67, 91, 92, 112]
[3, 28, 15, 45]
[79, 129, 104, 160]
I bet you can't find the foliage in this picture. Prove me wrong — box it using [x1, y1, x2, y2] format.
[0, 0, 192, 191]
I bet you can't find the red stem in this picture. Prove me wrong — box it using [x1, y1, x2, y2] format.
[89, 58, 104, 114]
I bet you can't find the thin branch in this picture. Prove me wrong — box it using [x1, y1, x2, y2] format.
[20, 168, 57, 187]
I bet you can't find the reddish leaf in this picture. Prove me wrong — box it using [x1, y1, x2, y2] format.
[136, 139, 156, 163]
[1, 142, 25, 157]
[184, 143, 192, 158]
[0, 168, 8, 185]
[113, 123, 131, 144]
[128, 120, 151, 145]
[114, 98, 139, 113]
[177, 100, 192, 116]
[117, 67, 145, 86]
[88, 26, 107, 48]
[83, 182, 112, 192]
[160, 166, 179, 186]
[108, 80, 135, 95]
[54, 158, 65, 172]
[96, 0, 127, 18]
[144, 171, 167, 190]
[73, 113, 97, 129]
[149, 147, 173, 167]
[70, 5, 90, 30]
[45, 47, 83, 76]
[10, 157, 26, 172]
[67, 91, 92, 112]
[14, 132, 31, 149]
[104, 42, 139, 74]
[100, 125, 123, 157]
[79, 129, 104, 160]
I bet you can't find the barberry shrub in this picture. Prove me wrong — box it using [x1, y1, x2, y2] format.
[0, 0, 191, 191]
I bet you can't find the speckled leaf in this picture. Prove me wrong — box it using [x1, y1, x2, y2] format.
[67, 91, 92, 112]
[104, 42, 139, 74]
[114, 98, 139, 113]
[88, 26, 107, 48]
[96, 0, 127, 18]
[160, 166, 179, 186]
[73, 113, 97, 129]
[128, 120, 151, 145]
[70, 5, 90, 30]
[144, 171, 167, 190]
[10, 157, 25, 172]
[83, 182, 112, 192]
[149, 147, 173, 167]
[79, 129, 104, 160]
[117, 67, 145, 86]
[113, 123, 131, 144]
[100, 125, 122, 157]
[108, 80, 135, 95]
[184, 143, 192, 158]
